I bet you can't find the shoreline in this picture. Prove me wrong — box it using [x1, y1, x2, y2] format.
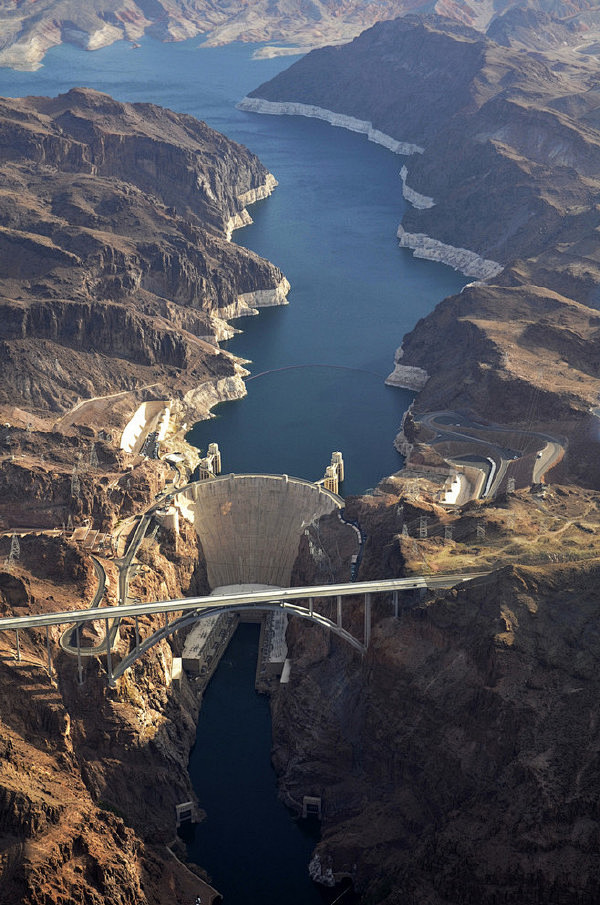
[237, 96, 425, 155]
[397, 225, 503, 280]
[168, 171, 291, 465]
[385, 346, 429, 391]
[238, 96, 504, 282]
[399, 164, 435, 210]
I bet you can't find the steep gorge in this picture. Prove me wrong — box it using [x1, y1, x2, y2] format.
[5, 14, 600, 905]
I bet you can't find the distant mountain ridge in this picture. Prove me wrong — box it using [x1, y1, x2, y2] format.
[3, 0, 600, 69]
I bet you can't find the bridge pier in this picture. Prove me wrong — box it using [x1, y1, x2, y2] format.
[46, 626, 52, 677]
[364, 593, 372, 647]
[15, 628, 20, 662]
[76, 625, 83, 685]
[337, 594, 342, 629]
[105, 619, 114, 685]
[135, 614, 140, 651]
[393, 590, 399, 618]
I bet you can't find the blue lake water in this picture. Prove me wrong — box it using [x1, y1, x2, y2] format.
[0, 37, 466, 902]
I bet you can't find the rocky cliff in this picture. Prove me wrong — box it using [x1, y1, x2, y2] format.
[0, 514, 215, 905]
[0, 87, 287, 433]
[273, 477, 600, 904]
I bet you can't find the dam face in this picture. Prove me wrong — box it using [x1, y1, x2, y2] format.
[176, 474, 342, 589]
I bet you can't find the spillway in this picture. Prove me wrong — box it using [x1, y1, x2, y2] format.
[176, 474, 343, 589]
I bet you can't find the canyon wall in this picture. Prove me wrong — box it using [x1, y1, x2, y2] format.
[0, 88, 287, 425]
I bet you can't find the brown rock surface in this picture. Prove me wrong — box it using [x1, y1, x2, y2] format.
[0, 497, 215, 905]
[274, 484, 600, 903]
[0, 87, 286, 432]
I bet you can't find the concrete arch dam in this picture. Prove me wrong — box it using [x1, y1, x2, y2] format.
[175, 474, 343, 590]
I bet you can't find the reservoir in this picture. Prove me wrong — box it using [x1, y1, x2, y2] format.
[0, 38, 465, 492]
[0, 39, 465, 901]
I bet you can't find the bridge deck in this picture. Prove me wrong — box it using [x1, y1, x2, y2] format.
[0, 573, 490, 632]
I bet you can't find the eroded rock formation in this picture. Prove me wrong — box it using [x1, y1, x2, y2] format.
[0, 516, 215, 905]
[0, 87, 287, 435]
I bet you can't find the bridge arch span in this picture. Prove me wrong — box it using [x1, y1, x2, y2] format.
[111, 600, 365, 683]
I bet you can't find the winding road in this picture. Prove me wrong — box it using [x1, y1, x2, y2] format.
[418, 411, 565, 500]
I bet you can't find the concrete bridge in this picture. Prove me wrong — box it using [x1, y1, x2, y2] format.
[0, 573, 489, 685]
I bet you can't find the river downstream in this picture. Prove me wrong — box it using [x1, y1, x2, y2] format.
[0, 38, 465, 903]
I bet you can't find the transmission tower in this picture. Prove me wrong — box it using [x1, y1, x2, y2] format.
[4, 533, 20, 571]
[71, 467, 81, 498]
[90, 444, 99, 468]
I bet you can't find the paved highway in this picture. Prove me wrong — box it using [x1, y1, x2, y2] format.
[0, 572, 491, 633]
